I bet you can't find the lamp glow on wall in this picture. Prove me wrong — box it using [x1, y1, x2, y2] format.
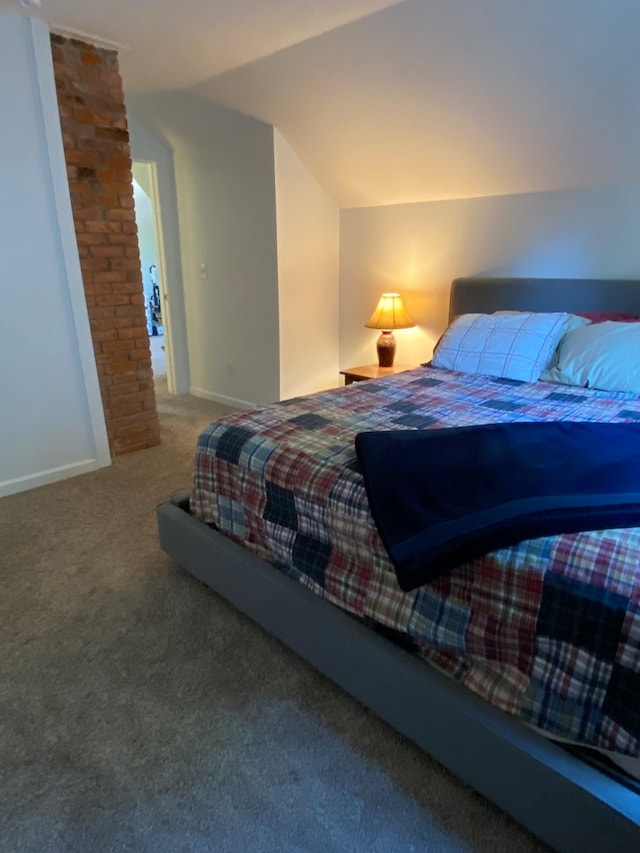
[365, 292, 415, 367]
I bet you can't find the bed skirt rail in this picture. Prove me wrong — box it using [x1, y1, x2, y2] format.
[157, 497, 640, 853]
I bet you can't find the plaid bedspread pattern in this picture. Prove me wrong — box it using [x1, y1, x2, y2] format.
[191, 367, 640, 756]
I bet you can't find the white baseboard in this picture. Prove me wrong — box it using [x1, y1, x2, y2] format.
[189, 386, 255, 410]
[0, 457, 111, 499]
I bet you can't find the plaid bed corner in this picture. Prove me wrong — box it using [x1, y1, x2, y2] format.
[191, 366, 640, 757]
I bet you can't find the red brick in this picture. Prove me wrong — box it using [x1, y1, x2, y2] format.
[110, 402, 144, 419]
[81, 51, 102, 66]
[103, 363, 137, 376]
[79, 66, 98, 81]
[52, 32, 160, 457]
[97, 294, 134, 307]
[82, 281, 113, 295]
[109, 380, 141, 396]
[93, 272, 127, 284]
[108, 208, 136, 222]
[111, 280, 142, 294]
[110, 316, 136, 329]
[92, 329, 118, 343]
[117, 325, 148, 340]
[105, 154, 133, 170]
[85, 220, 122, 234]
[114, 305, 140, 318]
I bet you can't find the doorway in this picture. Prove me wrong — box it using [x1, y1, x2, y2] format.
[132, 161, 174, 392]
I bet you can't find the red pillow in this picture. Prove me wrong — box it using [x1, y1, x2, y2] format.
[577, 311, 639, 323]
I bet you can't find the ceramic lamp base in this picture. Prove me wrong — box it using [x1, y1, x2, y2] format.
[376, 331, 396, 367]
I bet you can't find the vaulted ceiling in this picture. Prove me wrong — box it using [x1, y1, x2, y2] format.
[4, 0, 640, 208]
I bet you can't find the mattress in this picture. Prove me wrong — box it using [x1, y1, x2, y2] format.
[190, 366, 640, 760]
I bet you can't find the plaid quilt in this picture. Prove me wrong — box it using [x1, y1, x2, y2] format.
[191, 367, 640, 757]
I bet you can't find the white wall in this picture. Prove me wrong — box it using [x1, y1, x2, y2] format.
[339, 183, 640, 368]
[0, 15, 109, 498]
[128, 92, 280, 408]
[274, 132, 340, 398]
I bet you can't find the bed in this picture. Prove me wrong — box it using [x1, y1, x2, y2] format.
[157, 276, 640, 852]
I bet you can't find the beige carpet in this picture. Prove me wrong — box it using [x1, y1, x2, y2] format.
[0, 380, 548, 852]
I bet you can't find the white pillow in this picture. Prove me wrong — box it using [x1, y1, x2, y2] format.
[541, 321, 640, 393]
[540, 313, 592, 372]
[432, 312, 568, 382]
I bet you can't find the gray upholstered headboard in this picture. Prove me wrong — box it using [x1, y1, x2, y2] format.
[449, 277, 640, 321]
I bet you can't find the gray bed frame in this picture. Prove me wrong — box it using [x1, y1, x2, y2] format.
[157, 276, 640, 852]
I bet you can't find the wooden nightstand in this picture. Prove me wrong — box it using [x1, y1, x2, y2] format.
[340, 364, 416, 385]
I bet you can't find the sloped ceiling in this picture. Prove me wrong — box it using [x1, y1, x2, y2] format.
[0, 0, 403, 88]
[4, 0, 640, 208]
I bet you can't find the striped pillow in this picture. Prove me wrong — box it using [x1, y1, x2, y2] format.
[432, 312, 568, 382]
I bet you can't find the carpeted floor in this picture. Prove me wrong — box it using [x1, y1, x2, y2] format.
[0, 380, 548, 852]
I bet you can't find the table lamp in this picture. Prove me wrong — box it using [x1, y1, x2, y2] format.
[365, 292, 415, 367]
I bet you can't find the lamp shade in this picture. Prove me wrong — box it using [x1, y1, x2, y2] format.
[365, 292, 414, 331]
[365, 292, 415, 368]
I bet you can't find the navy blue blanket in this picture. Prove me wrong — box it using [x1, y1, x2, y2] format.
[355, 422, 640, 591]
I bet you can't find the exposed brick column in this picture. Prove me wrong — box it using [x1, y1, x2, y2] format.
[50, 34, 160, 455]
